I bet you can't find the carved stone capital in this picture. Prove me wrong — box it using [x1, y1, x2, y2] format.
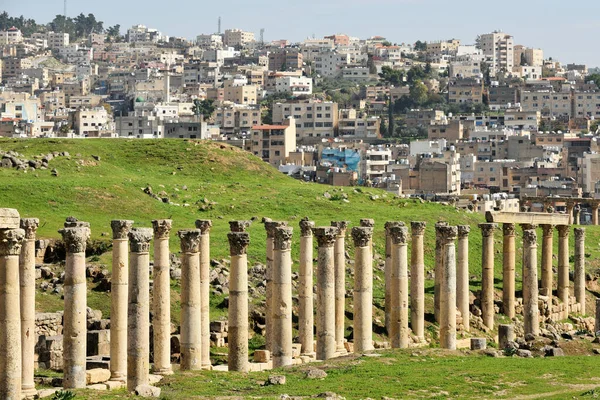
[274, 226, 293, 251]
[0, 228, 25, 256]
[520, 223, 538, 231]
[195, 219, 213, 234]
[59, 227, 90, 254]
[523, 229, 537, 246]
[574, 227, 585, 241]
[359, 219, 375, 228]
[299, 218, 315, 237]
[228, 232, 250, 256]
[478, 223, 497, 237]
[313, 227, 338, 248]
[128, 228, 153, 253]
[541, 224, 555, 237]
[151, 219, 172, 239]
[178, 229, 202, 253]
[385, 221, 403, 235]
[457, 225, 470, 239]
[64, 216, 90, 228]
[389, 225, 409, 245]
[111, 220, 134, 240]
[410, 221, 426, 236]
[20, 218, 39, 239]
[352, 227, 373, 247]
[331, 221, 349, 236]
[265, 221, 288, 238]
[437, 225, 458, 244]
[229, 220, 251, 232]
[502, 223, 516, 237]
[435, 221, 449, 228]
[557, 225, 570, 238]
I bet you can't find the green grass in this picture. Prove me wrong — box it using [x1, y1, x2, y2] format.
[77, 349, 600, 399]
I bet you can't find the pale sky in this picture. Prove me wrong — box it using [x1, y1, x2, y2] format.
[2, 0, 600, 67]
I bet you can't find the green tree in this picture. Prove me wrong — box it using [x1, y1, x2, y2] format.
[520, 53, 527, 66]
[379, 66, 404, 86]
[585, 74, 600, 88]
[409, 80, 428, 107]
[192, 99, 216, 121]
[414, 40, 427, 51]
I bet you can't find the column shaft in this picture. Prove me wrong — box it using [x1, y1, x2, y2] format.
[196, 220, 213, 369]
[540, 225, 554, 297]
[522, 229, 539, 336]
[127, 228, 153, 391]
[152, 220, 173, 375]
[272, 227, 293, 368]
[457, 226, 470, 331]
[314, 227, 337, 361]
[228, 231, 250, 372]
[179, 230, 202, 371]
[352, 227, 374, 353]
[574, 228, 586, 315]
[298, 219, 315, 356]
[110, 220, 133, 382]
[557, 225, 570, 318]
[20, 219, 38, 396]
[61, 226, 90, 389]
[331, 221, 348, 354]
[264, 221, 287, 356]
[0, 228, 25, 400]
[479, 223, 497, 330]
[389, 225, 408, 348]
[502, 224, 516, 319]
[410, 222, 426, 339]
[439, 226, 458, 350]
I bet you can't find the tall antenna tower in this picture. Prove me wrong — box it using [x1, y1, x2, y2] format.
[260, 28, 265, 46]
[63, 0, 67, 33]
[218, 16, 221, 34]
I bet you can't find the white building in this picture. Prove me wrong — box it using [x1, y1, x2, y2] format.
[477, 31, 514, 74]
[196, 34, 223, 48]
[223, 29, 254, 48]
[314, 51, 350, 78]
[274, 75, 313, 96]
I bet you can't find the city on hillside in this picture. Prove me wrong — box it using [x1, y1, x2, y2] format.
[2, 13, 600, 222]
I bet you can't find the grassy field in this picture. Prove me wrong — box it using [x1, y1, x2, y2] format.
[3, 139, 600, 398]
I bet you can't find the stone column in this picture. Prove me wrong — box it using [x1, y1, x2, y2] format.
[331, 221, 349, 354]
[574, 205, 581, 226]
[410, 221, 426, 340]
[593, 204, 599, 226]
[389, 224, 409, 349]
[178, 229, 202, 371]
[434, 221, 448, 323]
[438, 225, 458, 350]
[522, 228, 539, 336]
[227, 231, 250, 372]
[60, 224, 90, 389]
[566, 203, 574, 225]
[359, 219, 375, 257]
[272, 226, 293, 368]
[479, 223, 497, 330]
[540, 224, 554, 298]
[557, 225, 570, 318]
[19, 219, 38, 398]
[574, 228, 586, 315]
[384, 222, 401, 335]
[109, 220, 133, 382]
[264, 220, 287, 356]
[456, 225, 470, 332]
[314, 227, 337, 361]
[127, 228, 153, 392]
[502, 223, 516, 319]
[298, 218, 315, 356]
[352, 227, 374, 353]
[0, 228, 25, 400]
[195, 220, 213, 369]
[498, 324, 514, 349]
[151, 219, 173, 375]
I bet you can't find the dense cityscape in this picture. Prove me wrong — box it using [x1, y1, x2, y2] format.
[2, 12, 600, 217]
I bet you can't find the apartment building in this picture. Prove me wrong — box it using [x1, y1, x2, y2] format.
[504, 109, 540, 131]
[196, 34, 223, 48]
[428, 119, 465, 141]
[74, 107, 113, 137]
[223, 79, 257, 105]
[426, 39, 461, 55]
[340, 66, 370, 82]
[273, 75, 313, 96]
[224, 29, 254, 48]
[477, 31, 514, 74]
[519, 89, 571, 117]
[513, 45, 543, 67]
[272, 100, 338, 141]
[338, 109, 380, 139]
[0, 27, 23, 45]
[314, 51, 350, 78]
[449, 60, 481, 79]
[247, 118, 297, 167]
[213, 105, 261, 135]
[448, 79, 484, 104]
[268, 49, 303, 72]
[116, 113, 162, 138]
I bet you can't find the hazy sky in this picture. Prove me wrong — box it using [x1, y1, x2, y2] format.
[3, 0, 600, 67]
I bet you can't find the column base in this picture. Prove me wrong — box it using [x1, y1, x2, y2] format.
[201, 364, 213, 371]
[21, 387, 37, 399]
[109, 373, 127, 383]
[152, 366, 174, 375]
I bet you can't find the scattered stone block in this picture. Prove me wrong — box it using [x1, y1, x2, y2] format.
[87, 384, 108, 390]
[292, 343, 302, 358]
[254, 350, 270, 363]
[516, 349, 533, 358]
[86, 368, 111, 384]
[306, 368, 328, 379]
[266, 375, 286, 385]
[37, 388, 62, 398]
[135, 385, 161, 398]
[545, 347, 565, 357]
[105, 380, 126, 390]
[470, 338, 487, 350]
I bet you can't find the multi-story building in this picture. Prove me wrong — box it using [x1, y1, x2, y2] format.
[273, 75, 313, 96]
[223, 79, 257, 105]
[426, 39, 461, 55]
[504, 109, 540, 131]
[224, 29, 254, 48]
[340, 66, 370, 82]
[0, 27, 23, 45]
[449, 60, 481, 79]
[74, 107, 113, 137]
[246, 117, 296, 167]
[313, 51, 350, 78]
[213, 105, 261, 135]
[488, 84, 519, 108]
[338, 109, 380, 139]
[272, 100, 338, 141]
[477, 31, 514, 74]
[519, 88, 571, 117]
[196, 34, 223, 48]
[46, 32, 70, 49]
[448, 79, 484, 104]
[513, 45, 544, 67]
[268, 48, 303, 72]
